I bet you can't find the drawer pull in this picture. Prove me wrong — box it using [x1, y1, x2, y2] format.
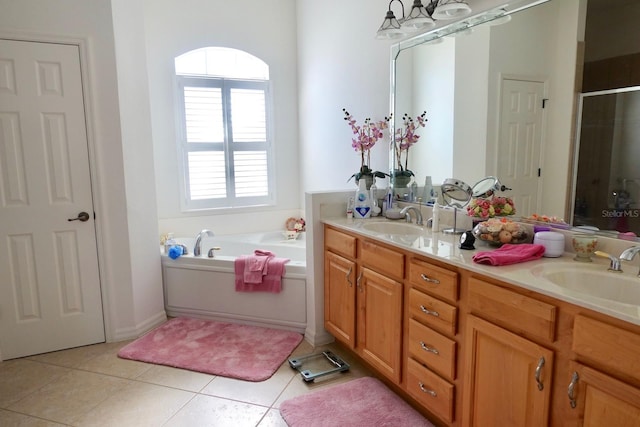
[418, 382, 437, 397]
[346, 266, 353, 287]
[567, 371, 579, 409]
[535, 357, 545, 391]
[419, 305, 439, 317]
[420, 341, 439, 355]
[420, 273, 440, 284]
[356, 271, 363, 292]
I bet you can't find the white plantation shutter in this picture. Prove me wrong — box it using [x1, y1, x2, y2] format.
[175, 47, 273, 210]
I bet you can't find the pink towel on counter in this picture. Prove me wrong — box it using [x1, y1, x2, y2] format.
[472, 243, 546, 266]
[234, 251, 290, 293]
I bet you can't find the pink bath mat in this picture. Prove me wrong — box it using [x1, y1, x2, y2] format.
[117, 317, 303, 381]
[279, 377, 435, 427]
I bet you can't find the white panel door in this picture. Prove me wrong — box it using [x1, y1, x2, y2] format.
[0, 39, 104, 360]
[497, 78, 545, 217]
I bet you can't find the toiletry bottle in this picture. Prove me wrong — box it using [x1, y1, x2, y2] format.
[432, 202, 440, 231]
[409, 180, 418, 202]
[370, 179, 381, 216]
[423, 176, 433, 204]
[353, 178, 371, 219]
[164, 233, 176, 254]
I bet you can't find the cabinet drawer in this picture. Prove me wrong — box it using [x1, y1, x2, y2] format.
[573, 315, 640, 383]
[408, 259, 458, 303]
[406, 358, 454, 423]
[408, 319, 456, 381]
[468, 277, 557, 342]
[325, 227, 356, 259]
[361, 240, 404, 279]
[408, 288, 457, 336]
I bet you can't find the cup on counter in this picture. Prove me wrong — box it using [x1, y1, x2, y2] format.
[572, 233, 598, 262]
[533, 231, 565, 258]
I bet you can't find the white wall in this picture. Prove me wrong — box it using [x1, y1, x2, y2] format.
[0, 0, 165, 341]
[145, 0, 302, 237]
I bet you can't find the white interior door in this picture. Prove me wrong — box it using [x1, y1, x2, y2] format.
[496, 78, 545, 217]
[0, 39, 104, 360]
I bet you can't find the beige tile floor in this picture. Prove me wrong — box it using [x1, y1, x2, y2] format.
[0, 339, 372, 426]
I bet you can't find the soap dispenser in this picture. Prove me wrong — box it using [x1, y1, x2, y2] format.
[353, 178, 371, 219]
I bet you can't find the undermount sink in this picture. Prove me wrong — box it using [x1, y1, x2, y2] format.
[360, 221, 425, 246]
[531, 262, 640, 306]
[361, 222, 424, 236]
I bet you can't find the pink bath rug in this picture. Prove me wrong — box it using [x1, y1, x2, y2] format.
[279, 377, 435, 427]
[117, 317, 303, 381]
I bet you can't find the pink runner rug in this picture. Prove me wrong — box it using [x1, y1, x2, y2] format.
[117, 317, 303, 381]
[280, 377, 434, 427]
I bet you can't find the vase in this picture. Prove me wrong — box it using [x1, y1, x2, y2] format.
[392, 175, 411, 189]
[356, 173, 374, 190]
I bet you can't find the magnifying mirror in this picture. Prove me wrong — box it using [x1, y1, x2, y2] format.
[472, 176, 511, 199]
[441, 178, 472, 234]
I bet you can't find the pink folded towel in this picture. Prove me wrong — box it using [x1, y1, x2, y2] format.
[472, 243, 545, 266]
[234, 253, 290, 293]
[244, 250, 275, 283]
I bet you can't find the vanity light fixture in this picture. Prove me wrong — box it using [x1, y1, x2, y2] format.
[376, 0, 472, 40]
[401, 0, 435, 31]
[431, 0, 472, 20]
[376, 0, 406, 40]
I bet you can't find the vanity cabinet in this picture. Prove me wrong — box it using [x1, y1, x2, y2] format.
[323, 226, 404, 383]
[463, 277, 557, 426]
[404, 257, 459, 423]
[322, 222, 640, 426]
[567, 315, 640, 426]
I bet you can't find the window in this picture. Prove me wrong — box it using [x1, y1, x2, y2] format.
[175, 47, 274, 210]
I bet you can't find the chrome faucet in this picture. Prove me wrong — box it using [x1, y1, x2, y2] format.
[400, 206, 423, 226]
[194, 229, 215, 256]
[594, 251, 623, 272]
[620, 246, 640, 276]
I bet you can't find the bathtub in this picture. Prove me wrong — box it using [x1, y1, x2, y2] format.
[161, 231, 307, 333]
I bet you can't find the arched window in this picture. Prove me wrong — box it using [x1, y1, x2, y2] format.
[175, 47, 273, 210]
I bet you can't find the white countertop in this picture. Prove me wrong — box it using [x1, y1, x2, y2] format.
[323, 217, 640, 327]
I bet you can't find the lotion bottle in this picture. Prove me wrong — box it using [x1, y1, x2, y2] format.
[353, 178, 371, 219]
[432, 202, 440, 231]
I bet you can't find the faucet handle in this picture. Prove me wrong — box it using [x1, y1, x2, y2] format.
[594, 251, 623, 272]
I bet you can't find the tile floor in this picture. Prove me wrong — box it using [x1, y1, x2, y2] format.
[0, 339, 373, 426]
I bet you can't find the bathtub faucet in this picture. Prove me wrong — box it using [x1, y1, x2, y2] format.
[194, 229, 215, 256]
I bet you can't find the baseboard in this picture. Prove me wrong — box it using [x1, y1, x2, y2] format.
[108, 310, 167, 342]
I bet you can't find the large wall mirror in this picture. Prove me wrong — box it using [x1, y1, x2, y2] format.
[391, 0, 640, 239]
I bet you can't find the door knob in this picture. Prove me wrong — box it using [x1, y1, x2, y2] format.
[68, 211, 90, 222]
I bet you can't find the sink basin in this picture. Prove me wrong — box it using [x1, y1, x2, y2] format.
[361, 222, 424, 236]
[531, 263, 640, 306]
[360, 221, 425, 246]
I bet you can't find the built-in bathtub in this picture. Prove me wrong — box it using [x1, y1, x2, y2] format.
[161, 231, 306, 333]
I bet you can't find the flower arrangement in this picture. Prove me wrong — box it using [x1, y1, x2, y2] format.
[393, 111, 427, 177]
[285, 217, 305, 232]
[343, 108, 389, 182]
[467, 196, 516, 219]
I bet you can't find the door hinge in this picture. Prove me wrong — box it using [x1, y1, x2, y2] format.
[542, 98, 549, 108]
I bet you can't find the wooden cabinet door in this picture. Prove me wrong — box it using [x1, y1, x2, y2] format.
[324, 251, 356, 348]
[357, 267, 403, 382]
[463, 315, 554, 427]
[568, 362, 640, 427]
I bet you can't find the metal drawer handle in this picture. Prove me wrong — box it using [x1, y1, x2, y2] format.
[420, 341, 439, 355]
[535, 357, 545, 391]
[420, 273, 440, 284]
[419, 382, 437, 397]
[346, 266, 353, 287]
[419, 305, 439, 317]
[568, 371, 579, 409]
[356, 271, 363, 292]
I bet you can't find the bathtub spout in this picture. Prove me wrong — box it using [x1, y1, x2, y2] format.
[194, 229, 215, 256]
